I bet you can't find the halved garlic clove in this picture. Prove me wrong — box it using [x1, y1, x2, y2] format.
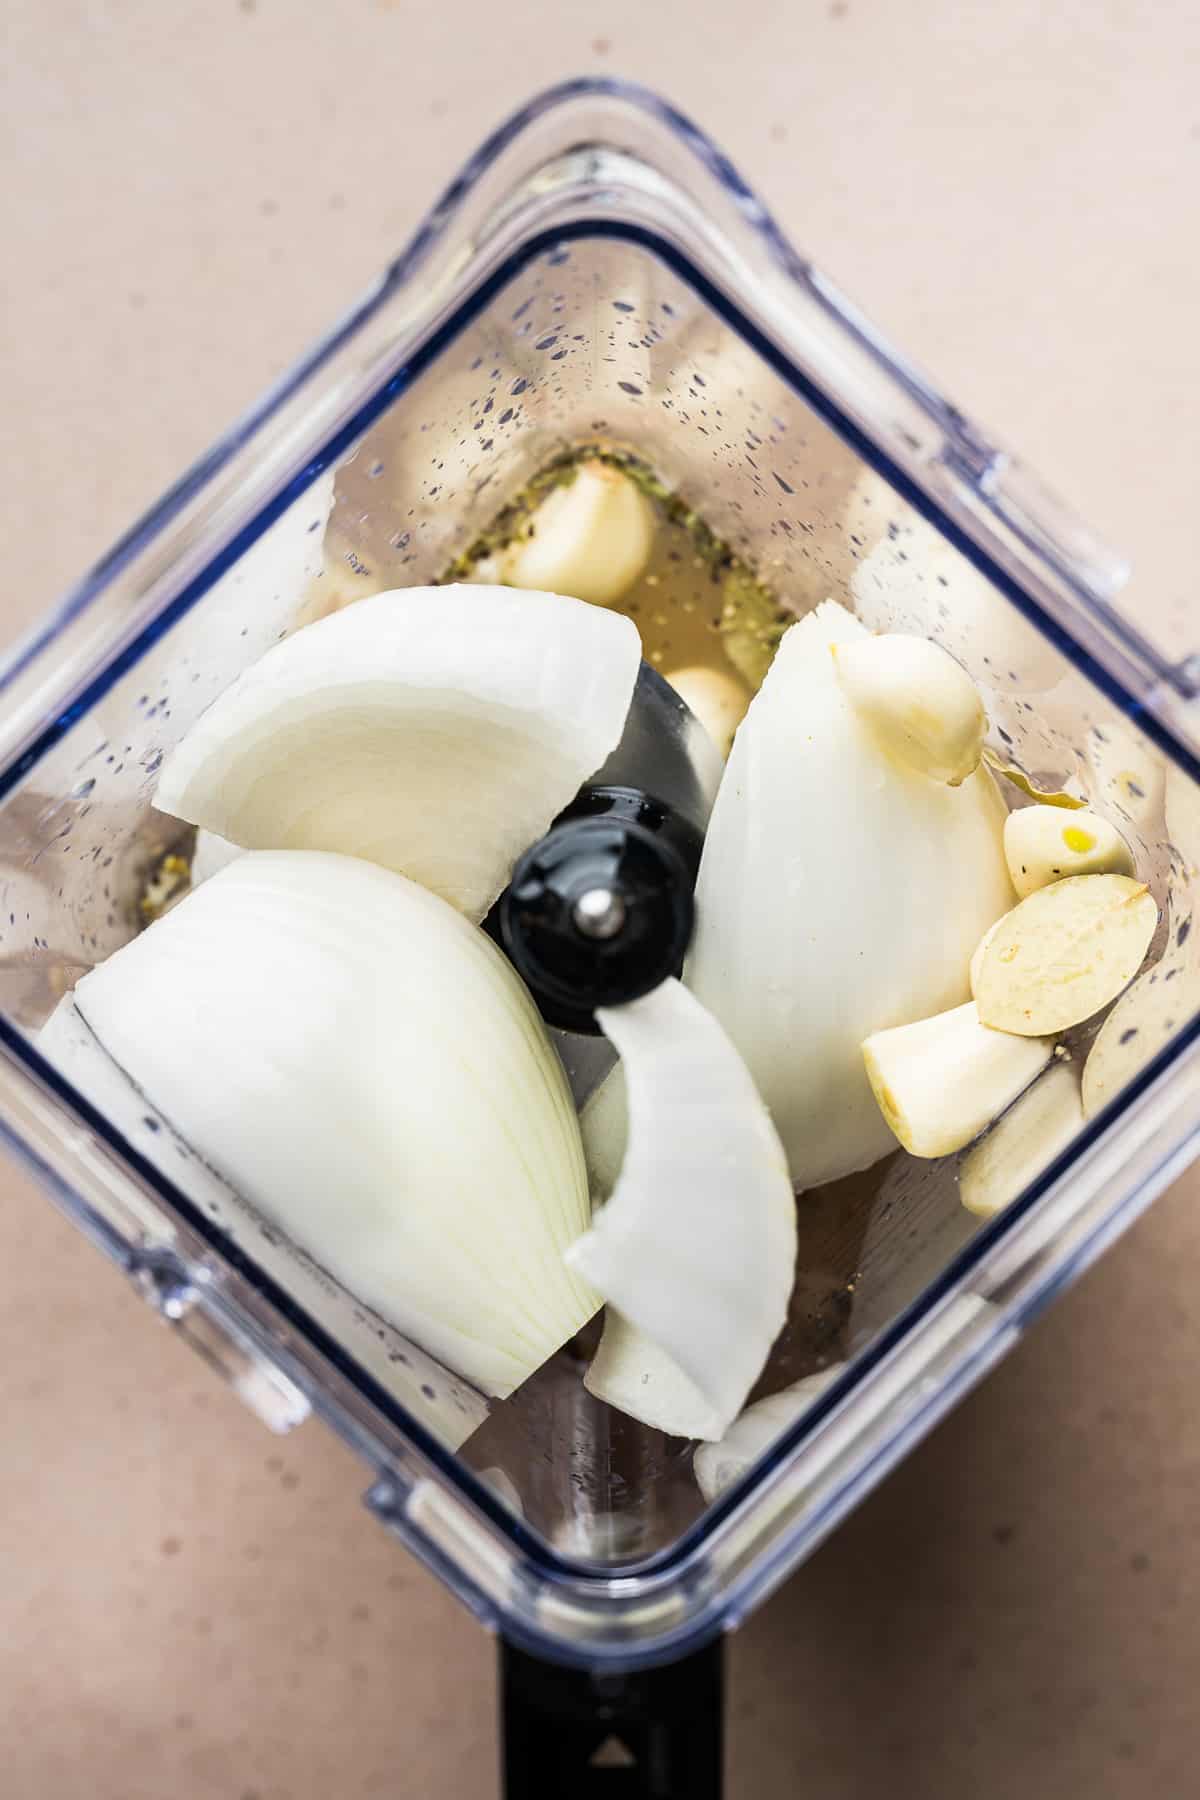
[832, 633, 985, 786]
[862, 1001, 1055, 1159]
[1003, 805, 1134, 899]
[663, 665, 750, 759]
[974, 873, 1159, 1037]
[960, 1058, 1084, 1218]
[502, 460, 656, 606]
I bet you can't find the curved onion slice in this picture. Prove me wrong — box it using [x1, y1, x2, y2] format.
[155, 584, 642, 923]
[585, 1312, 729, 1441]
[73, 851, 598, 1396]
[577, 1066, 727, 1438]
[687, 601, 1014, 1191]
[565, 979, 797, 1439]
[974, 874, 1159, 1036]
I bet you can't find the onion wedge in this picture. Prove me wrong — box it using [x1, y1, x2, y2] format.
[155, 584, 641, 923]
[73, 850, 598, 1396]
[687, 600, 1014, 1190]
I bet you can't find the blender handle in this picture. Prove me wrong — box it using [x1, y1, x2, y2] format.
[499, 1635, 724, 1797]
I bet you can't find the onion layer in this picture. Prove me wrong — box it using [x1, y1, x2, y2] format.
[566, 979, 796, 1439]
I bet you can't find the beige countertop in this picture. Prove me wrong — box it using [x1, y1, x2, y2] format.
[3, 2, 1199, 1794]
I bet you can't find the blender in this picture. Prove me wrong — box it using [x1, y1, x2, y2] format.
[2, 79, 1198, 1796]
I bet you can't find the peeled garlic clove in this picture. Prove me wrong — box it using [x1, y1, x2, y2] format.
[566, 978, 796, 1439]
[693, 1366, 844, 1503]
[74, 851, 598, 1398]
[975, 874, 1159, 1037]
[155, 584, 641, 924]
[1003, 805, 1134, 899]
[664, 665, 750, 758]
[502, 460, 656, 606]
[960, 1058, 1084, 1217]
[862, 1001, 1054, 1158]
[832, 634, 985, 786]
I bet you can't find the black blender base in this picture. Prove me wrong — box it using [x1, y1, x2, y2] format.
[499, 1635, 724, 1798]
